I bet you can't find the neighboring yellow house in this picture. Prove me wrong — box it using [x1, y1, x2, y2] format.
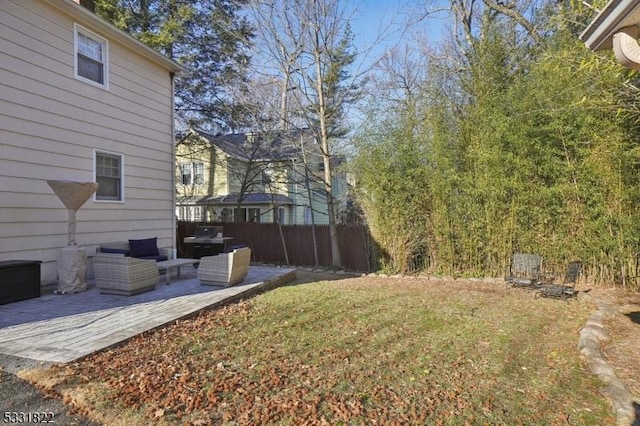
[0, 0, 182, 285]
[175, 129, 349, 225]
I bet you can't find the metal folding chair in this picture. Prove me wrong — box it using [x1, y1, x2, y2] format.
[535, 261, 582, 300]
[505, 253, 543, 289]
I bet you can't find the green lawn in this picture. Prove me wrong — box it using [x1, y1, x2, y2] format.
[28, 275, 613, 425]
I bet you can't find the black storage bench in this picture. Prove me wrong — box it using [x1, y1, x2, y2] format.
[0, 260, 41, 305]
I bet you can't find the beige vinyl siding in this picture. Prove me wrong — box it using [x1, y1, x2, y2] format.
[1, 0, 177, 284]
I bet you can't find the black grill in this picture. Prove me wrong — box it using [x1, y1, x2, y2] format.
[184, 226, 227, 259]
[193, 226, 223, 238]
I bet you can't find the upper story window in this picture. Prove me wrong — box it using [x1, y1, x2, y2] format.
[193, 162, 204, 185]
[179, 162, 205, 185]
[74, 24, 108, 89]
[95, 150, 124, 202]
[260, 170, 272, 187]
[179, 163, 192, 185]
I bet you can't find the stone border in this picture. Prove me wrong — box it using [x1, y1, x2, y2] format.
[577, 292, 635, 426]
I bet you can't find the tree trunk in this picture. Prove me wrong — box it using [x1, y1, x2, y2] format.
[314, 37, 341, 268]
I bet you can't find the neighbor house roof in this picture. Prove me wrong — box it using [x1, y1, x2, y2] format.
[43, 0, 182, 73]
[197, 193, 294, 206]
[176, 196, 210, 205]
[193, 129, 315, 162]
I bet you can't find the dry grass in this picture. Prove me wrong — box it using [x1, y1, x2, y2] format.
[23, 274, 614, 425]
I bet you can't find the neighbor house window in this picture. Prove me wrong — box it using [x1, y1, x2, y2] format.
[179, 162, 204, 185]
[178, 205, 204, 222]
[260, 170, 272, 187]
[74, 24, 108, 88]
[221, 208, 233, 222]
[179, 163, 192, 185]
[95, 151, 123, 201]
[193, 162, 204, 184]
[274, 207, 285, 224]
[248, 208, 261, 223]
[304, 207, 312, 225]
[192, 206, 204, 222]
[234, 208, 247, 222]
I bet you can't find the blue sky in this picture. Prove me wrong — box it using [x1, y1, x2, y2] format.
[351, 0, 413, 60]
[350, 0, 449, 68]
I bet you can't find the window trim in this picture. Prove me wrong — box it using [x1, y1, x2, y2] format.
[303, 206, 312, 225]
[74, 23, 109, 89]
[179, 162, 205, 186]
[179, 162, 193, 186]
[193, 162, 205, 185]
[93, 150, 124, 203]
[274, 207, 285, 224]
[248, 207, 261, 223]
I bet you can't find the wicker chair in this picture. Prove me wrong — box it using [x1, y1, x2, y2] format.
[93, 253, 159, 295]
[197, 247, 251, 287]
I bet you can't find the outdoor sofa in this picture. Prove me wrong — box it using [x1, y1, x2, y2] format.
[197, 247, 251, 287]
[93, 237, 170, 295]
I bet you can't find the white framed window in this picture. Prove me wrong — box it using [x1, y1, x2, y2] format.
[248, 208, 261, 223]
[192, 206, 204, 222]
[274, 207, 285, 224]
[304, 206, 312, 225]
[193, 162, 204, 185]
[260, 170, 272, 187]
[234, 207, 247, 222]
[179, 162, 205, 186]
[179, 163, 192, 185]
[94, 150, 124, 202]
[74, 24, 108, 89]
[221, 208, 233, 222]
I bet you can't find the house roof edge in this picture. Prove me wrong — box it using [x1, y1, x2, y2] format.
[580, 0, 640, 51]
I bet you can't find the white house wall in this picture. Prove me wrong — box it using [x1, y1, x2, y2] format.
[1, 0, 177, 284]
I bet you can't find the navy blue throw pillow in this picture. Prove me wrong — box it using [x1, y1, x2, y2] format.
[128, 237, 159, 258]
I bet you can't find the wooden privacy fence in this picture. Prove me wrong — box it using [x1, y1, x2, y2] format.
[177, 222, 376, 272]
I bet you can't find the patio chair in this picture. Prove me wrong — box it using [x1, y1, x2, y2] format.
[535, 260, 582, 300]
[93, 253, 159, 295]
[197, 247, 251, 287]
[505, 253, 543, 289]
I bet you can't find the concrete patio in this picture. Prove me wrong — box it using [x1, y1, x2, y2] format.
[0, 265, 296, 363]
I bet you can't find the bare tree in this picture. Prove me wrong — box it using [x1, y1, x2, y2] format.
[176, 129, 273, 223]
[428, 0, 547, 52]
[249, 0, 365, 267]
